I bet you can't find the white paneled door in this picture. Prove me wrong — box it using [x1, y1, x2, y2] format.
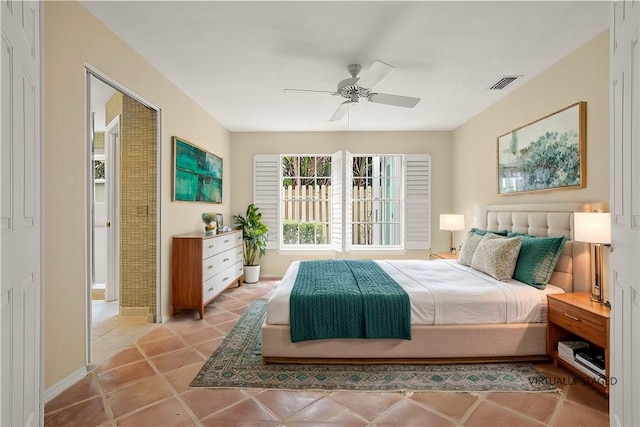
[1, 1, 43, 426]
[610, 2, 640, 426]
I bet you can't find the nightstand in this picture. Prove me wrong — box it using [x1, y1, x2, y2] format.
[547, 292, 610, 395]
[430, 251, 458, 260]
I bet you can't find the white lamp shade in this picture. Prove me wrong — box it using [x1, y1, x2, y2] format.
[574, 212, 611, 244]
[439, 214, 465, 231]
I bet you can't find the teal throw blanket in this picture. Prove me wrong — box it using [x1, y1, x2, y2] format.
[289, 260, 411, 343]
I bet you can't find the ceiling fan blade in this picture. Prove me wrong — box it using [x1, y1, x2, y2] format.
[356, 60, 394, 89]
[283, 88, 336, 95]
[329, 101, 350, 122]
[368, 93, 420, 108]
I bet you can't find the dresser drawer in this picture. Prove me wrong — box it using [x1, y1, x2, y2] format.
[202, 230, 242, 259]
[548, 298, 607, 347]
[202, 246, 243, 281]
[202, 261, 244, 303]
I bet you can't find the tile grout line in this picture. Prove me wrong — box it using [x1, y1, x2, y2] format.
[457, 392, 487, 426]
[469, 396, 549, 426]
[402, 393, 470, 426]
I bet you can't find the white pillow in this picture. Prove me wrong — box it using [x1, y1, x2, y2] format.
[457, 231, 484, 266]
[471, 234, 523, 281]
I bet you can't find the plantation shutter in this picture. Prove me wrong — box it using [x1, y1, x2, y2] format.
[403, 154, 431, 249]
[253, 154, 279, 249]
[330, 150, 343, 252]
[343, 151, 353, 252]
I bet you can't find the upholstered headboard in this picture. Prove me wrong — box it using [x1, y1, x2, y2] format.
[474, 202, 604, 293]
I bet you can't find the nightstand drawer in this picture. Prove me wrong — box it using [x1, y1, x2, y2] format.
[548, 298, 607, 347]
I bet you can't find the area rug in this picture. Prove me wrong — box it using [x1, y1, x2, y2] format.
[190, 300, 558, 393]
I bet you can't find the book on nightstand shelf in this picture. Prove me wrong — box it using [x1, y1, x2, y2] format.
[557, 340, 589, 360]
[575, 349, 606, 376]
[556, 341, 606, 383]
[573, 359, 607, 383]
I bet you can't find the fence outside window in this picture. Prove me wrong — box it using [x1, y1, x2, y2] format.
[281, 184, 378, 246]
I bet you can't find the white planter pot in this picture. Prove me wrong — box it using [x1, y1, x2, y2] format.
[243, 265, 261, 284]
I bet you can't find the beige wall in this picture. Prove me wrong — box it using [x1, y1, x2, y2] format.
[230, 131, 453, 276]
[43, 1, 230, 389]
[452, 30, 610, 236]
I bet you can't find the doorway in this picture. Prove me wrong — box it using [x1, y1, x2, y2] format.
[86, 70, 161, 366]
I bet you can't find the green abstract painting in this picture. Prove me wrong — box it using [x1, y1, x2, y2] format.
[173, 136, 222, 203]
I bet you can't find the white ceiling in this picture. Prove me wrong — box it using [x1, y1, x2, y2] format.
[80, 1, 610, 132]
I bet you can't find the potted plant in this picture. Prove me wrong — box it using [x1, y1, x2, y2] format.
[233, 203, 268, 283]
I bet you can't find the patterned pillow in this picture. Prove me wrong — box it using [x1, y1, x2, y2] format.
[511, 235, 567, 289]
[457, 231, 485, 266]
[470, 234, 523, 281]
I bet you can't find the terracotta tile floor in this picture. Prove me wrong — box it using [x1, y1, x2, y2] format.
[91, 299, 159, 367]
[45, 281, 610, 427]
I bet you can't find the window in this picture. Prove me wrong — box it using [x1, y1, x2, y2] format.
[253, 152, 431, 251]
[351, 155, 402, 247]
[281, 155, 332, 247]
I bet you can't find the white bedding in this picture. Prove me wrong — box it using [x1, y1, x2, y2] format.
[266, 259, 565, 326]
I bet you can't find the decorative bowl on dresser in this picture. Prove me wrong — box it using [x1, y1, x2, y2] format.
[171, 229, 244, 319]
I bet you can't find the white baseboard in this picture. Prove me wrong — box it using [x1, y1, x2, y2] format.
[44, 366, 88, 403]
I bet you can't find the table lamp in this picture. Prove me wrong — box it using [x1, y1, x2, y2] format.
[439, 214, 465, 254]
[573, 212, 612, 304]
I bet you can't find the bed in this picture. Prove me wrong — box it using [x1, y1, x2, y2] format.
[261, 202, 601, 364]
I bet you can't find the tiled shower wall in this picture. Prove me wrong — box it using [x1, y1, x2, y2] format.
[106, 92, 158, 320]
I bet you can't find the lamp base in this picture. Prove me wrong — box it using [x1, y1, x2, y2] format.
[590, 243, 605, 304]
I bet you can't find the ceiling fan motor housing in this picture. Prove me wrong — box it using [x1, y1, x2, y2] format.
[337, 76, 370, 102]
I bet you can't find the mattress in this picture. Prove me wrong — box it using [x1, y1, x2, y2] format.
[266, 259, 564, 326]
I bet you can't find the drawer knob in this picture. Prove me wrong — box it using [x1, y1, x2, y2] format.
[564, 313, 580, 321]
[223, 258, 229, 262]
[208, 265, 213, 269]
[208, 287, 213, 292]
[224, 239, 229, 243]
[223, 276, 229, 281]
[208, 245, 213, 249]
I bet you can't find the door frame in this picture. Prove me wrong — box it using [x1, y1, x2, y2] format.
[84, 66, 162, 364]
[104, 116, 120, 302]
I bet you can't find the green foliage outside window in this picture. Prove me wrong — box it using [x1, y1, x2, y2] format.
[283, 220, 326, 245]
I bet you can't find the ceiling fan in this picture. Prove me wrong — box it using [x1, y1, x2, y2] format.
[284, 60, 421, 122]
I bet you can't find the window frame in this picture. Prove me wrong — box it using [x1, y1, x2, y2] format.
[253, 152, 431, 253]
[280, 154, 334, 250]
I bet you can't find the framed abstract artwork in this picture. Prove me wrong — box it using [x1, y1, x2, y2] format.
[497, 102, 586, 195]
[173, 136, 223, 203]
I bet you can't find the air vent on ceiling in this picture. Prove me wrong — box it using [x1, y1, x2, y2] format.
[489, 75, 522, 90]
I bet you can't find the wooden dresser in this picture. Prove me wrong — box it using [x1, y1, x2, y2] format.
[171, 230, 244, 319]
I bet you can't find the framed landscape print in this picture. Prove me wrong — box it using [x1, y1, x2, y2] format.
[497, 102, 586, 195]
[173, 136, 223, 203]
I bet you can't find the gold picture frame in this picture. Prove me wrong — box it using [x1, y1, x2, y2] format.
[497, 102, 586, 195]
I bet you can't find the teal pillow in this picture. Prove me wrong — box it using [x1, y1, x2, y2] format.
[511, 235, 567, 289]
[471, 228, 509, 236]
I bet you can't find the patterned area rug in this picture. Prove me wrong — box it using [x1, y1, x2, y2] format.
[190, 300, 558, 393]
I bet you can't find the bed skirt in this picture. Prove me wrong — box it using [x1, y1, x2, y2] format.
[261, 322, 549, 364]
